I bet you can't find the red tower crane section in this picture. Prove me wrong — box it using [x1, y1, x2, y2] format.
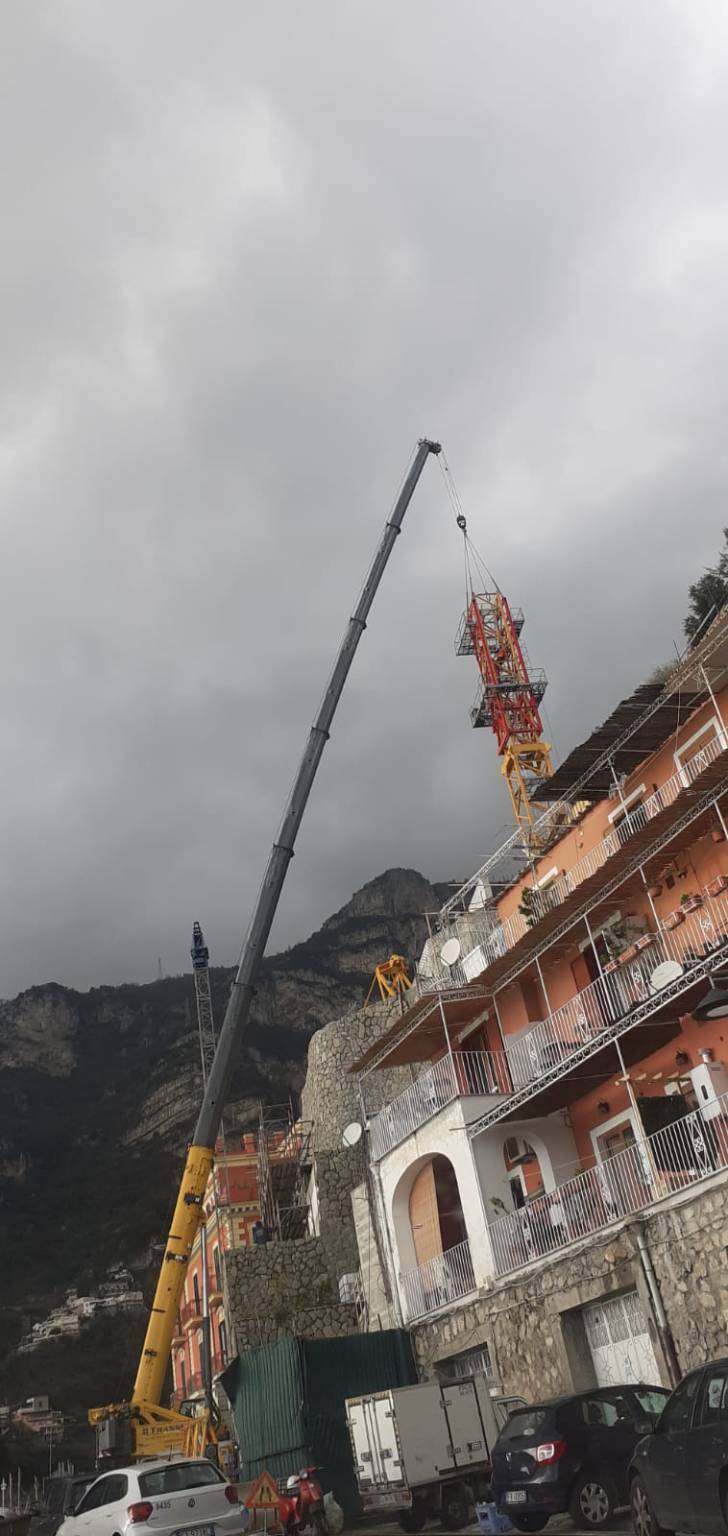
[456, 586, 553, 850]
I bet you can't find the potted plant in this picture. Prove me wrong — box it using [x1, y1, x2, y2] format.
[680, 891, 703, 914]
[609, 916, 650, 966]
[664, 907, 685, 929]
[603, 920, 627, 972]
[518, 887, 542, 929]
[635, 931, 657, 952]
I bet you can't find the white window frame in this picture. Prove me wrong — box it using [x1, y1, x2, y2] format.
[591, 1108, 653, 1184]
[674, 717, 721, 787]
[608, 784, 646, 825]
[590, 1108, 641, 1162]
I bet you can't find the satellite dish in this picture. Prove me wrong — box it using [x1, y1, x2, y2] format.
[650, 959, 684, 993]
[440, 937, 462, 967]
[342, 1121, 363, 1147]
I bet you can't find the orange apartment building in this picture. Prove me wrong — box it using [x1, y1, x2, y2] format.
[353, 612, 728, 1390]
[170, 1133, 260, 1404]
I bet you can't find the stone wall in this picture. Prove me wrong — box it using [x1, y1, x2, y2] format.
[412, 1225, 651, 1398]
[301, 1000, 420, 1152]
[410, 1170, 728, 1398]
[300, 998, 420, 1309]
[643, 1173, 728, 1370]
[314, 1145, 366, 1279]
[225, 1235, 357, 1349]
[231, 1301, 357, 1350]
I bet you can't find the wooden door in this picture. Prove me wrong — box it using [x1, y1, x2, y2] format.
[409, 1162, 442, 1267]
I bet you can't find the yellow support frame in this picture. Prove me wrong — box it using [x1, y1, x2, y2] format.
[365, 954, 413, 1005]
[502, 739, 554, 852]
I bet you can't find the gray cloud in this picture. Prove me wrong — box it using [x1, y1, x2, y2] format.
[2, 0, 728, 993]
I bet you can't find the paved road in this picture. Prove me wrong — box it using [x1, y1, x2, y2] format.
[349, 1519, 631, 1536]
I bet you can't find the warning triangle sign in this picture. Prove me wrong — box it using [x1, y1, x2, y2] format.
[245, 1471, 280, 1509]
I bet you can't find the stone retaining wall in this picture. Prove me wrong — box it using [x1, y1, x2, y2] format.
[232, 1302, 357, 1350]
[301, 1000, 419, 1152]
[315, 1144, 366, 1279]
[411, 1170, 728, 1396]
[643, 1174, 728, 1370]
[225, 1235, 337, 1338]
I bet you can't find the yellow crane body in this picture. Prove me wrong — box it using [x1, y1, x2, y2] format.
[89, 1143, 215, 1457]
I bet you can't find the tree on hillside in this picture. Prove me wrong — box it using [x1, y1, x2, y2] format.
[685, 528, 728, 645]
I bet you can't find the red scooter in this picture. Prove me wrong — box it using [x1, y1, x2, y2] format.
[277, 1467, 328, 1536]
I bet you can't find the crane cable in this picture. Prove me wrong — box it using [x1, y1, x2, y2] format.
[438, 450, 501, 600]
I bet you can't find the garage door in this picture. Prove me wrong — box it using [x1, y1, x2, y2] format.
[583, 1292, 660, 1387]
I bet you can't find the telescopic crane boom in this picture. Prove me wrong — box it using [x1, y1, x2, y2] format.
[90, 437, 441, 1461]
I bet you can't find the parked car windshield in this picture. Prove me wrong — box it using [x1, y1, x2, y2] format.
[633, 1388, 670, 1418]
[657, 1371, 701, 1433]
[139, 1463, 224, 1496]
[500, 1405, 554, 1441]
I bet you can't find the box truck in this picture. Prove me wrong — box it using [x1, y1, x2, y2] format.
[345, 1376, 523, 1531]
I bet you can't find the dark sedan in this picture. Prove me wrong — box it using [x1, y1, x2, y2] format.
[492, 1383, 668, 1531]
[631, 1358, 728, 1534]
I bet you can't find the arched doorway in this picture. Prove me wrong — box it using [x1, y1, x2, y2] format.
[408, 1154, 467, 1267]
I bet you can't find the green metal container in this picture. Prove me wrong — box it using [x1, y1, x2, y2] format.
[221, 1330, 416, 1517]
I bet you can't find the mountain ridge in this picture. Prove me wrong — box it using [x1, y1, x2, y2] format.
[0, 867, 442, 1334]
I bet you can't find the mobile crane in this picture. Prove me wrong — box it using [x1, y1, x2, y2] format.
[89, 438, 441, 1462]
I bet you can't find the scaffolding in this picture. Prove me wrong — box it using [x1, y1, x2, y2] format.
[256, 1103, 314, 1243]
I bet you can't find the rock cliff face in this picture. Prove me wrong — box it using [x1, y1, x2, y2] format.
[0, 867, 440, 1325]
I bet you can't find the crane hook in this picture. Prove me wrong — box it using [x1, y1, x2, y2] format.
[456, 513, 467, 533]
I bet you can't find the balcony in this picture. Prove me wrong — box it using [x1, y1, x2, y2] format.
[419, 732, 727, 994]
[369, 1051, 509, 1160]
[488, 1085, 728, 1278]
[368, 885, 728, 1153]
[469, 882, 728, 1133]
[180, 1298, 202, 1328]
[400, 1237, 476, 1321]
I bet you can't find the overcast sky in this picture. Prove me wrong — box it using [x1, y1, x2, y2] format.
[3, 2, 728, 996]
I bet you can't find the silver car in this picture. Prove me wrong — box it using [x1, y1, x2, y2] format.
[58, 1457, 248, 1536]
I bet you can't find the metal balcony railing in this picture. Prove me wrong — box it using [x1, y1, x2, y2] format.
[400, 1237, 476, 1321]
[488, 1085, 728, 1278]
[493, 883, 728, 1100]
[417, 733, 727, 995]
[369, 1050, 510, 1161]
[370, 882, 728, 1154]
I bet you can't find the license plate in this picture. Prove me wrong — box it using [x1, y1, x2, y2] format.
[367, 1492, 410, 1509]
[504, 1492, 527, 1505]
[175, 1525, 216, 1536]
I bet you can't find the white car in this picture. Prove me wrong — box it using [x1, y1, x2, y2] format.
[57, 1457, 248, 1536]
